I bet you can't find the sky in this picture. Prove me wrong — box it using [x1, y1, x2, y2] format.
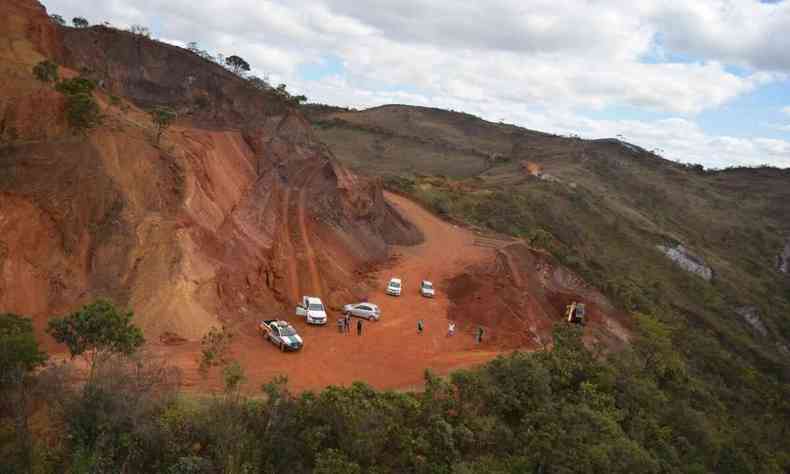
[42, 0, 790, 168]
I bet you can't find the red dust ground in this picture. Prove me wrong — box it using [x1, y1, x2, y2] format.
[152, 192, 504, 393]
[149, 192, 631, 394]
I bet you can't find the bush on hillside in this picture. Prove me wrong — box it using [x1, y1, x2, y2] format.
[55, 77, 96, 96]
[63, 93, 101, 132]
[32, 60, 59, 83]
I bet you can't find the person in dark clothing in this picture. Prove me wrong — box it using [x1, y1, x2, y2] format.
[357, 319, 363, 336]
[417, 320, 424, 335]
[476, 327, 485, 344]
[345, 314, 351, 335]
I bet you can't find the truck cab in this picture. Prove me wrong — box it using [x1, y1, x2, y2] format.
[296, 296, 328, 325]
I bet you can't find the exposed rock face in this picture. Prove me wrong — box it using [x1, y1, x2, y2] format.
[657, 244, 713, 281]
[735, 306, 768, 337]
[0, 0, 420, 342]
[0, 0, 67, 143]
[778, 238, 790, 274]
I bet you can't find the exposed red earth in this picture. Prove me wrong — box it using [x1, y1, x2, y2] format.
[0, 0, 631, 394]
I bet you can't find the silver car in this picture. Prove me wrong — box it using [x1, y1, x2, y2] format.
[343, 302, 381, 321]
[420, 280, 435, 298]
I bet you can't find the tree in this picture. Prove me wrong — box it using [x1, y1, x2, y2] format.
[149, 106, 177, 146]
[247, 75, 270, 91]
[0, 313, 47, 387]
[225, 55, 250, 75]
[32, 60, 59, 83]
[50, 14, 66, 26]
[46, 300, 144, 379]
[129, 24, 151, 37]
[72, 17, 89, 28]
[0, 314, 47, 471]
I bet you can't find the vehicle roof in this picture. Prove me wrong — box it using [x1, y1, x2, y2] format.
[305, 296, 323, 304]
[389, 278, 401, 283]
[352, 302, 378, 308]
[421, 280, 433, 285]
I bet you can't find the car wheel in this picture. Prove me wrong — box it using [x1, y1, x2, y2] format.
[280, 342, 286, 352]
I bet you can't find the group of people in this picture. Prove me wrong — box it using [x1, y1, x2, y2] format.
[418, 319, 485, 343]
[337, 314, 363, 336]
[336, 315, 485, 343]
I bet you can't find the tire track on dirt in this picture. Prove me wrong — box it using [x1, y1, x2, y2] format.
[280, 186, 300, 304]
[296, 165, 325, 296]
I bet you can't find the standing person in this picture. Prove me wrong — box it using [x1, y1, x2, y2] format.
[476, 326, 485, 344]
[337, 317, 344, 334]
[447, 321, 455, 337]
[417, 320, 424, 335]
[357, 319, 363, 336]
[345, 313, 351, 335]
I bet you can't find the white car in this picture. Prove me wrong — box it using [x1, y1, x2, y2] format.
[386, 278, 402, 296]
[343, 302, 381, 321]
[420, 280, 435, 298]
[295, 296, 328, 325]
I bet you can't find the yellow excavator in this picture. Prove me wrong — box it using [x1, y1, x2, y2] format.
[566, 302, 586, 325]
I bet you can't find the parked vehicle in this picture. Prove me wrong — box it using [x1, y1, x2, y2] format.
[420, 280, 435, 298]
[386, 278, 402, 296]
[343, 302, 381, 321]
[296, 296, 328, 325]
[566, 302, 586, 325]
[257, 320, 303, 351]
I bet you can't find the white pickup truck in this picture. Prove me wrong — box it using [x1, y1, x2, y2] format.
[296, 296, 328, 325]
[257, 320, 303, 351]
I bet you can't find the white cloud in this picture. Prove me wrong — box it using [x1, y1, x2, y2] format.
[40, 0, 790, 168]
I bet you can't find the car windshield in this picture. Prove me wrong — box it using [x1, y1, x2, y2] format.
[280, 326, 297, 337]
[308, 303, 325, 311]
[390, 282, 401, 288]
[423, 282, 432, 289]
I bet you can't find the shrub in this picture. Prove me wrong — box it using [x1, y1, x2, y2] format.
[72, 17, 89, 28]
[55, 77, 96, 96]
[49, 14, 66, 26]
[55, 78, 101, 131]
[129, 25, 151, 37]
[64, 93, 101, 132]
[149, 106, 177, 145]
[32, 60, 59, 83]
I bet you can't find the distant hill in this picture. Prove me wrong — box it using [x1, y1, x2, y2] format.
[305, 103, 790, 371]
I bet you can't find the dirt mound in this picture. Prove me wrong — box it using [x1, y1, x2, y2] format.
[446, 242, 631, 350]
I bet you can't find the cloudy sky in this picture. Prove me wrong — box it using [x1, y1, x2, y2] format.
[43, 0, 790, 168]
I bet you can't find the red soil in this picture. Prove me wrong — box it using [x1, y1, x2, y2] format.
[153, 192, 502, 393]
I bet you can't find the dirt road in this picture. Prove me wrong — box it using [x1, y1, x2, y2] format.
[161, 192, 503, 393]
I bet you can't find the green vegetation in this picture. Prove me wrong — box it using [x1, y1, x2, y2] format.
[49, 14, 66, 26]
[225, 55, 251, 75]
[149, 105, 177, 146]
[0, 313, 47, 472]
[46, 299, 144, 378]
[32, 60, 59, 83]
[72, 17, 89, 28]
[312, 106, 790, 472]
[129, 25, 151, 38]
[275, 83, 308, 105]
[54, 77, 102, 131]
[4, 317, 788, 472]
